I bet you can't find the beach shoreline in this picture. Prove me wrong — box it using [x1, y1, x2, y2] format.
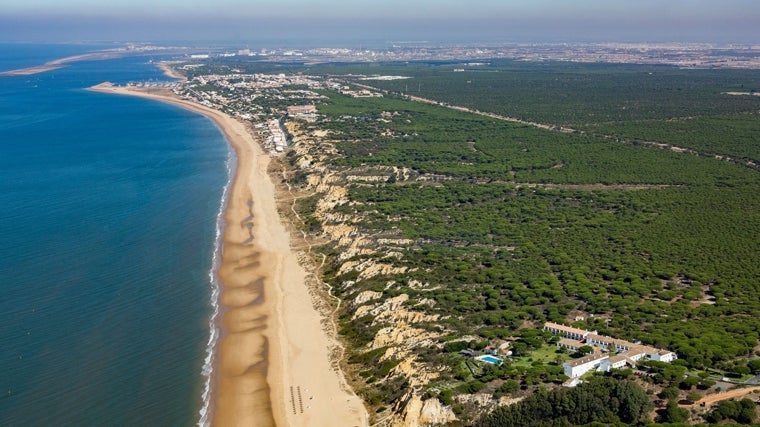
[158, 61, 187, 80]
[89, 82, 367, 427]
[0, 51, 189, 78]
[0, 51, 129, 77]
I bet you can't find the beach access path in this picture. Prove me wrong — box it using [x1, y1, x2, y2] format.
[90, 83, 367, 427]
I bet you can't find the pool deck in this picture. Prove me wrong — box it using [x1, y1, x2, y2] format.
[476, 355, 503, 365]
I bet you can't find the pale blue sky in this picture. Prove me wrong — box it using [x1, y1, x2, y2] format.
[2, 0, 758, 43]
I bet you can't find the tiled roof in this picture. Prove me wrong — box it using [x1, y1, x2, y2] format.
[544, 322, 589, 336]
[608, 355, 628, 364]
[621, 347, 647, 358]
[558, 338, 583, 347]
[565, 353, 607, 368]
[586, 334, 634, 348]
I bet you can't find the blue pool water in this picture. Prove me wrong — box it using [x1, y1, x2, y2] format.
[477, 355, 502, 364]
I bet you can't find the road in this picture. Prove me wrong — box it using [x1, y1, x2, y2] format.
[693, 386, 760, 407]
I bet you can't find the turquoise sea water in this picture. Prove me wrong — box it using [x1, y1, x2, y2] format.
[0, 45, 229, 425]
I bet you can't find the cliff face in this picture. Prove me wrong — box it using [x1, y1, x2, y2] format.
[395, 395, 457, 427]
[281, 121, 463, 426]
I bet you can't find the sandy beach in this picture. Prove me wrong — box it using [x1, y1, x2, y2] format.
[0, 51, 129, 77]
[158, 61, 187, 80]
[0, 63, 66, 76]
[90, 83, 367, 426]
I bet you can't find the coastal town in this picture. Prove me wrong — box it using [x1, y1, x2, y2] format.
[170, 42, 760, 69]
[159, 71, 383, 154]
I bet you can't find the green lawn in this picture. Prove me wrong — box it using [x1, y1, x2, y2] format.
[512, 345, 569, 368]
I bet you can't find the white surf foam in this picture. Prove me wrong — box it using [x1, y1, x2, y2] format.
[198, 151, 235, 427]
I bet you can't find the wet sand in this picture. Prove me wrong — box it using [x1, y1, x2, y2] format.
[90, 82, 367, 427]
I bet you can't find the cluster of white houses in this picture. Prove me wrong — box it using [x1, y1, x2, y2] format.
[266, 119, 287, 152]
[543, 322, 677, 379]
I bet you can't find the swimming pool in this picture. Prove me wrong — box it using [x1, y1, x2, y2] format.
[476, 355, 502, 364]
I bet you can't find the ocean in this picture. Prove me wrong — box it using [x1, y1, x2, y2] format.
[0, 44, 230, 425]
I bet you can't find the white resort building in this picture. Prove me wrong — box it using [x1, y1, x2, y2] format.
[585, 334, 636, 352]
[563, 353, 609, 378]
[600, 355, 631, 372]
[544, 322, 678, 379]
[556, 338, 584, 352]
[650, 350, 678, 363]
[543, 322, 594, 340]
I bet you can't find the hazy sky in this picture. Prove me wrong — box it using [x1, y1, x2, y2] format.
[2, 0, 759, 44]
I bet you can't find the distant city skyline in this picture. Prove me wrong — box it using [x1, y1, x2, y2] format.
[2, 0, 759, 44]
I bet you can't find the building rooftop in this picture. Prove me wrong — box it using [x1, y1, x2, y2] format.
[544, 322, 589, 337]
[564, 353, 607, 368]
[545, 323, 675, 362]
[587, 333, 636, 348]
[621, 347, 647, 358]
[558, 338, 583, 347]
[608, 355, 628, 364]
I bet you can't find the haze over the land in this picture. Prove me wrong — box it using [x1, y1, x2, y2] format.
[2, 0, 759, 44]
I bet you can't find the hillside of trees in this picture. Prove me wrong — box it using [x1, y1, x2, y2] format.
[478, 377, 652, 426]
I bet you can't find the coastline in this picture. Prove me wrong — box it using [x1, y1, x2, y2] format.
[89, 83, 367, 426]
[0, 63, 65, 76]
[0, 51, 128, 77]
[158, 61, 187, 80]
